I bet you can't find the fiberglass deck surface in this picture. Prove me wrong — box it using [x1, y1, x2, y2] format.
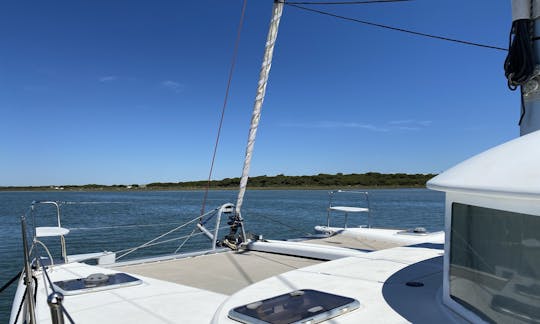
[114, 250, 322, 295]
[113, 233, 400, 296]
[303, 234, 403, 251]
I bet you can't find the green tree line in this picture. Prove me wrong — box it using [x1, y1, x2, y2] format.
[0, 173, 436, 191]
[147, 172, 436, 189]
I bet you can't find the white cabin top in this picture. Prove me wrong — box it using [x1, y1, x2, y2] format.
[427, 129, 540, 198]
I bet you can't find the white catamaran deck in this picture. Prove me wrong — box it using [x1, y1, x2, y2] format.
[31, 262, 228, 324]
[111, 229, 444, 296]
[210, 245, 457, 324]
[30, 241, 453, 323]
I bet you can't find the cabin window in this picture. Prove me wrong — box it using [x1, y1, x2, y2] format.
[450, 203, 540, 323]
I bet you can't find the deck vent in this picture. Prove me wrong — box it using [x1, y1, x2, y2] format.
[52, 272, 142, 295]
[83, 273, 109, 287]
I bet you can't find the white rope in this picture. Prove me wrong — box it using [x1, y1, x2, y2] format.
[235, 0, 284, 215]
[34, 240, 55, 266]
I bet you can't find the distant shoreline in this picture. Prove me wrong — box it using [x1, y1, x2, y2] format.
[0, 172, 436, 192]
[0, 185, 429, 192]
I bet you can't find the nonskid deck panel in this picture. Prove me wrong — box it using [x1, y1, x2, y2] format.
[303, 234, 402, 251]
[112, 230, 420, 295]
[114, 250, 322, 295]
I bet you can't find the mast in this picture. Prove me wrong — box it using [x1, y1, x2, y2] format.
[521, 0, 540, 134]
[507, 0, 540, 135]
[235, 1, 284, 221]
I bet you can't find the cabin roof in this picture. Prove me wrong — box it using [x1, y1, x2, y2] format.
[427, 130, 540, 198]
[213, 245, 456, 323]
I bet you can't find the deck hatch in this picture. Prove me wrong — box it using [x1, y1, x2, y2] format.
[228, 289, 359, 324]
[52, 273, 142, 295]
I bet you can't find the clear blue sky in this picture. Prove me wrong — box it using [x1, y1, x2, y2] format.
[1, 0, 516, 186]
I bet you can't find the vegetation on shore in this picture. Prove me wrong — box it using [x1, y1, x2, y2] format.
[1, 172, 436, 191]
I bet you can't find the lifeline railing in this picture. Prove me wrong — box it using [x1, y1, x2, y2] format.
[25, 200, 233, 264]
[16, 201, 234, 323]
[31, 201, 69, 263]
[15, 198, 239, 324]
[20, 215, 75, 324]
[40, 261, 75, 324]
[20, 215, 36, 324]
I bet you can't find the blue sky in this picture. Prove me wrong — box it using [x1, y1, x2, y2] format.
[1, 0, 516, 186]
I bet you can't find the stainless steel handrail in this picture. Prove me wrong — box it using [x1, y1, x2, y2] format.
[39, 260, 75, 324]
[196, 203, 234, 250]
[327, 190, 372, 228]
[21, 215, 37, 324]
[47, 292, 65, 324]
[21, 208, 76, 324]
[31, 201, 68, 262]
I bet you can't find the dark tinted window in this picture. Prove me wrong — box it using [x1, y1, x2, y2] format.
[450, 203, 540, 323]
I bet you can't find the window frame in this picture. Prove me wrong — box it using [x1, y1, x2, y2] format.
[442, 192, 540, 323]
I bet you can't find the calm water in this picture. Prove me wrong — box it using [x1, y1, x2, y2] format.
[0, 189, 444, 321]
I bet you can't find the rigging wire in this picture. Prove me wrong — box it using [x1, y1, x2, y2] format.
[282, 0, 411, 5]
[68, 221, 192, 231]
[174, 228, 198, 253]
[255, 213, 312, 236]
[200, 0, 248, 219]
[116, 213, 203, 259]
[286, 4, 507, 51]
[250, 251, 305, 269]
[114, 225, 231, 255]
[0, 270, 21, 294]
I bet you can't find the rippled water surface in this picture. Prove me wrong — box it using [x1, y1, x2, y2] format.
[0, 189, 444, 322]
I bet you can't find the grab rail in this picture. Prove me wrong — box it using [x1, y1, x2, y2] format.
[40, 262, 75, 324]
[21, 216, 36, 324]
[30, 201, 68, 262]
[196, 203, 234, 249]
[327, 190, 372, 228]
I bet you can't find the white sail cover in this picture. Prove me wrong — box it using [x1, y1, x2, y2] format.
[236, 1, 284, 215]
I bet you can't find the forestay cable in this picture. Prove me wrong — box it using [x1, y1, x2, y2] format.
[287, 4, 507, 51]
[283, 0, 411, 5]
[200, 0, 248, 218]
